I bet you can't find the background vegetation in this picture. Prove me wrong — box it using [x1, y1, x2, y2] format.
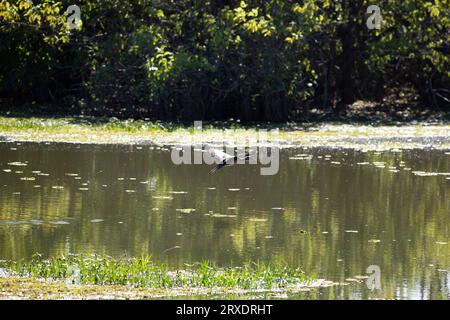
[1, 0, 449, 121]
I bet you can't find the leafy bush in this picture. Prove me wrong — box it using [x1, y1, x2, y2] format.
[1, 0, 449, 120]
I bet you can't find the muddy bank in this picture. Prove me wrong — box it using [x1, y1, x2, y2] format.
[0, 276, 340, 300]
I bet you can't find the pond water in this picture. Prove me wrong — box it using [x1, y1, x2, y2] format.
[0, 142, 449, 299]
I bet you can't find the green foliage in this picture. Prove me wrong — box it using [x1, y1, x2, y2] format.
[0, 0, 449, 120]
[0, 254, 310, 289]
[0, 0, 71, 100]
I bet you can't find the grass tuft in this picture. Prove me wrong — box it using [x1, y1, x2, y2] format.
[0, 254, 311, 291]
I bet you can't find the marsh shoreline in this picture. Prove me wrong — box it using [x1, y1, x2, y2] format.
[0, 256, 335, 300]
[1, 116, 449, 151]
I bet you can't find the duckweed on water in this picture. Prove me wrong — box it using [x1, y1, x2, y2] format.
[0, 254, 312, 291]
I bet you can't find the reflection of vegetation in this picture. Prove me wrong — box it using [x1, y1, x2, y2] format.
[0, 254, 311, 290]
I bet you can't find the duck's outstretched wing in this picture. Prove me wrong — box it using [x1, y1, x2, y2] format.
[231, 152, 254, 163]
[238, 152, 252, 161]
[209, 162, 226, 174]
[208, 149, 253, 174]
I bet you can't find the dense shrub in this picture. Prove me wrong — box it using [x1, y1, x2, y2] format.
[1, 0, 449, 120]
